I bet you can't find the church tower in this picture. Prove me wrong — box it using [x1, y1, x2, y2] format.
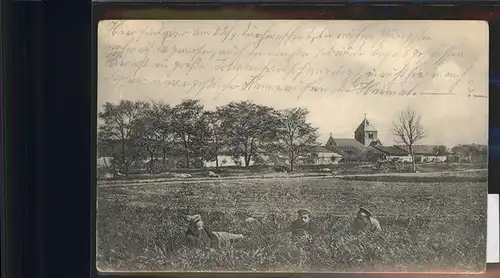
[354, 114, 378, 146]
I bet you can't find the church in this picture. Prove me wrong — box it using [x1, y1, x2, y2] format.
[322, 115, 413, 163]
[319, 114, 449, 164]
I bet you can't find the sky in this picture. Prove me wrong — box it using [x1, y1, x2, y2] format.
[98, 20, 488, 148]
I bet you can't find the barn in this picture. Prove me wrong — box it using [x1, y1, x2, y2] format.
[394, 145, 449, 163]
[371, 145, 412, 162]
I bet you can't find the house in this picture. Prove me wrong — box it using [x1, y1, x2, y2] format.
[450, 144, 487, 163]
[372, 145, 412, 162]
[204, 155, 256, 168]
[204, 144, 344, 168]
[203, 147, 289, 168]
[203, 146, 254, 168]
[307, 145, 343, 165]
[394, 145, 449, 163]
[98, 138, 196, 169]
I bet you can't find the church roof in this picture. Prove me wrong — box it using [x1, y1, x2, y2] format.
[369, 140, 383, 147]
[326, 138, 374, 153]
[355, 118, 377, 132]
[372, 146, 409, 156]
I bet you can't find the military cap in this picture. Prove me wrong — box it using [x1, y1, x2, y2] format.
[358, 207, 372, 217]
[186, 214, 202, 223]
[297, 209, 311, 216]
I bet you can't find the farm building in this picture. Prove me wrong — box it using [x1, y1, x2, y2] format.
[203, 147, 289, 168]
[203, 155, 256, 168]
[307, 145, 343, 165]
[450, 144, 487, 163]
[394, 145, 449, 163]
[372, 145, 413, 162]
[98, 138, 198, 169]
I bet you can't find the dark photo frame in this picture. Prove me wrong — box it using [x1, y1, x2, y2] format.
[91, 1, 497, 275]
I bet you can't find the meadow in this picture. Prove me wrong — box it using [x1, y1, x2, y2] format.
[96, 171, 488, 273]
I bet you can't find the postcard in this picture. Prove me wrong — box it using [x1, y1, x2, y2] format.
[96, 19, 488, 273]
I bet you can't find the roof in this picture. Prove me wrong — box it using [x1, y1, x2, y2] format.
[394, 145, 449, 155]
[355, 118, 377, 132]
[372, 146, 409, 156]
[310, 145, 342, 154]
[369, 140, 383, 147]
[327, 138, 374, 153]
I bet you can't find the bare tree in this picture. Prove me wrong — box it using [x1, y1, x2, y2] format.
[392, 106, 426, 172]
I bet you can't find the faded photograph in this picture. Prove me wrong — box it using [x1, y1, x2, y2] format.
[96, 20, 488, 273]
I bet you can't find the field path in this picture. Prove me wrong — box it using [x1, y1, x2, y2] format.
[97, 168, 486, 188]
[338, 168, 485, 177]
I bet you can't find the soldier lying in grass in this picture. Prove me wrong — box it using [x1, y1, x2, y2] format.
[288, 209, 318, 243]
[351, 207, 382, 233]
[185, 214, 245, 249]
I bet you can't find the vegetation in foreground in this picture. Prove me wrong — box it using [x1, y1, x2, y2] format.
[97, 178, 487, 273]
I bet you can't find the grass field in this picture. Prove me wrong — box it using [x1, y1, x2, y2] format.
[96, 171, 488, 273]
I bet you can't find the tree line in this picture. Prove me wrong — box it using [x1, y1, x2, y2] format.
[98, 100, 487, 174]
[98, 99, 319, 173]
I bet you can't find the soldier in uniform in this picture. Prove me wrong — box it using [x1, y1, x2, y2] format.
[289, 209, 317, 242]
[185, 214, 245, 249]
[351, 207, 382, 233]
[185, 214, 216, 249]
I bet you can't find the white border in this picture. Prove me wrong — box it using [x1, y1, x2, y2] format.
[487, 194, 499, 263]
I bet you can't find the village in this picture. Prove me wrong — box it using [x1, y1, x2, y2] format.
[96, 99, 487, 179]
